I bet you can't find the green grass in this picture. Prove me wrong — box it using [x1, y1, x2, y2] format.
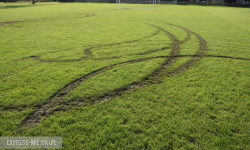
[0, 2, 250, 149]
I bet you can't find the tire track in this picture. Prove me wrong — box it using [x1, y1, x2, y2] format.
[91, 22, 192, 61]
[0, 14, 96, 27]
[18, 23, 250, 128]
[20, 24, 179, 128]
[19, 56, 166, 127]
[0, 21, 18, 26]
[92, 46, 170, 61]
[165, 23, 208, 76]
[26, 28, 162, 63]
[3, 55, 249, 113]
[175, 54, 250, 61]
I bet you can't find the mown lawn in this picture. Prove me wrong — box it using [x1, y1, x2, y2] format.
[0, 2, 250, 149]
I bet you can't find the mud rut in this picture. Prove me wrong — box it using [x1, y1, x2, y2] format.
[0, 13, 96, 27]
[1, 18, 249, 128]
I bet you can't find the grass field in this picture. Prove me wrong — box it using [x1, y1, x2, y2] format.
[0, 2, 250, 149]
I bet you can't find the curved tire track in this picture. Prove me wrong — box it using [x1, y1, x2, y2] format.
[19, 23, 250, 128]
[0, 14, 96, 27]
[26, 28, 162, 63]
[20, 24, 180, 128]
[0, 21, 18, 26]
[165, 23, 208, 76]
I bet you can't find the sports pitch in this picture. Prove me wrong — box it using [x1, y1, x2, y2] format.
[0, 3, 250, 149]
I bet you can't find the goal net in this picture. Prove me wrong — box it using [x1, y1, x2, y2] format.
[116, 0, 157, 10]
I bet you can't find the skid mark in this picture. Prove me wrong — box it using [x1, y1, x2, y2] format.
[165, 23, 208, 76]
[25, 28, 161, 63]
[201, 55, 250, 61]
[4, 54, 249, 114]
[92, 46, 170, 61]
[20, 56, 166, 127]
[19, 24, 179, 128]
[0, 14, 96, 27]
[0, 21, 18, 26]
[17, 22, 250, 129]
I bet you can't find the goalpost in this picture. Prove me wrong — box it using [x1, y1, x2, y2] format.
[116, 0, 157, 10]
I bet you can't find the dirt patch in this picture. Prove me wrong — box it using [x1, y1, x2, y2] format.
[0, 21, 17, 26]
[0, 13, 95, 27]
[84, 13, 96, 18]
[82, 49, 92, 59]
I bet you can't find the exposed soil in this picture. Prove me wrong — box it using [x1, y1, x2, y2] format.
[0, 13, 95, 27]
[0, 21, 17, 26]
[79, 13, 96, 18]
[18, 23, 250, 129]
[165, 23, 208, 76]
[198, 55, 250, 61]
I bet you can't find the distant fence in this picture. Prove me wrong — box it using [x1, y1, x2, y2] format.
[0, 0, 57, 2]
[0, 0, 115, 2]
[160, 0, 250, 6]
[166, 1, 250, 6]
[0, 0, 249, 7]
[75, 0, 115, 3]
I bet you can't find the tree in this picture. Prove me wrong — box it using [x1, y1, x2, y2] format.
[224, 0, 237, 3]
[32, 0, 35, 4]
